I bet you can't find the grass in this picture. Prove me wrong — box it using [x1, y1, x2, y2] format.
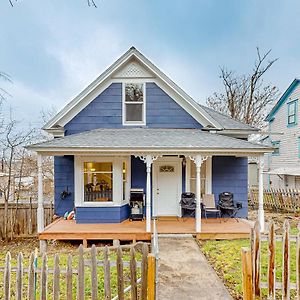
[0, 239, 143, 299]
[200, 220, 299, 300]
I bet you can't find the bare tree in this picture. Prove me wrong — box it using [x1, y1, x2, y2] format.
[0, 71, 12, 102]
[0, 116, 34, 240]
[206, 48, 279, 127]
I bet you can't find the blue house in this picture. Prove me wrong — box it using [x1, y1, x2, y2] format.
[28, 47, 271, 238]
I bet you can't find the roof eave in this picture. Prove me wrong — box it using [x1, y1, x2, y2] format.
[265, 78, 300, 122]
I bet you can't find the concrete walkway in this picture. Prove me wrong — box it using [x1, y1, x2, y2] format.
[157, 237, 233, 300]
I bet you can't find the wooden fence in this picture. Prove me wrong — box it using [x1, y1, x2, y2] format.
[241, 220, 300, 300]
[0, 243, 156, 300]
[249, 188, 300, 212]
[0, 201, 53, 239]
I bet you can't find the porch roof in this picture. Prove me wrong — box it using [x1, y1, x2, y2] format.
[27, 128, 272, 155]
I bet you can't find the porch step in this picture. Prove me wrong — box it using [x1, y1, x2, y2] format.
[158, 233, 194, 238]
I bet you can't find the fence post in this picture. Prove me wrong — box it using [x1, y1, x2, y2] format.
[268, 221, 275, 299]
[147, 253, 156, 300]
[241, 247, 252, 300]
[141, 244, 149, 300]
[253, 221, 261, 298]
[282, 220, 290, 300]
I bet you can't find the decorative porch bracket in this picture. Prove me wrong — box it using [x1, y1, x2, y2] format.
[189, 155, 209, 232]
[250, 155, 265, 232]
[136, 155, 160, 233]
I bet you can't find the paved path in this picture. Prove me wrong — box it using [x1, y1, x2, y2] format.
[157, 237, 233, 300]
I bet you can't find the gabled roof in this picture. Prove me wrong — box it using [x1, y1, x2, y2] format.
[44, 47, 222, 131]
[266, 78, 300, 122]
[199, 105, 258, 131]
[27, 128, 271, 154]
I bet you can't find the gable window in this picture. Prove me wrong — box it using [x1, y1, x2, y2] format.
[287, 100, 298, 126]
[271, 141, 280, 156]
[123, 83, 145, 125]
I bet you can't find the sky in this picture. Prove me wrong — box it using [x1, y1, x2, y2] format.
[0, 0, 300, 127]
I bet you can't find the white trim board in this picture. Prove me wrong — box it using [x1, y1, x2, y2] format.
[43, 47, 222, 131]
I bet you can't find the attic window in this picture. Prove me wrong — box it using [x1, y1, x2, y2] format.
[123, 83, 145, 125]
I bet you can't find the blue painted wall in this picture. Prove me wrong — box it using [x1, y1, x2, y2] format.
[146, 83, 202, 128]
[58, 82, 203, 222]
[54, 155, 75, 216]
[76, 205, 130, 223]
[64, 82, 202, 135]
[131, 156, 147, 191]
[212, 156, 248, 218]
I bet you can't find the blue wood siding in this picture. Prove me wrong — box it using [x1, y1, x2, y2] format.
[54, 155, 75, 216]
[76, 205, 130, 223]
[131, 156, 147, 191]
[64, 82, 202, 135]
[146, 83, 202, 128]
[212, 156, 248, 218]
[65, 83, 123, 135]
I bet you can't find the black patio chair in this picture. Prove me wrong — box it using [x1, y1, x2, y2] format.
[180, 192, 196, 217]
[218, 192, 242, 221]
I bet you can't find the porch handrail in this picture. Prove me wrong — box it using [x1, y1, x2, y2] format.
[151, 218, 159, 300]
[152, 219, 159, 258]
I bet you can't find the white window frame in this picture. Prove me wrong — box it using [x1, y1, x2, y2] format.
[122, 81, 146, 126]
[75, 156, 131, 207]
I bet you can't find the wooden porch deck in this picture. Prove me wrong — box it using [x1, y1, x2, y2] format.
[39, 217, 253, 242]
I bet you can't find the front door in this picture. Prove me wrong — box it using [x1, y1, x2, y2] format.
[153, 158, 182, 216]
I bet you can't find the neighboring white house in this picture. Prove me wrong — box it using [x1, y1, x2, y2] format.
[264, 78, 300, 189]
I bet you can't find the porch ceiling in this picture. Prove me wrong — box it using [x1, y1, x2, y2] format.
[27, 128, 272, 155]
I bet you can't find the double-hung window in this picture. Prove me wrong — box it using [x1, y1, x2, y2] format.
[287, 100, 298, 126]
[123, 83, 145, 125]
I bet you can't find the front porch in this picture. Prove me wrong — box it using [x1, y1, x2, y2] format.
[39, 217, 253, 243]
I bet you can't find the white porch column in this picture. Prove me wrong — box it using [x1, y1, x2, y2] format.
[190, 155, 207, 232]
[137, 155, 159, 233]
[145, 155, 152, 233]
[37, 154, 44, 233]
[258, 155, 265, 232]
[37, 154, 46, 252]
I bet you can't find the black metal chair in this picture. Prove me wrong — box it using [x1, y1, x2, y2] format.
[218, 192, 242, 221]
[180, 192, 196, 217]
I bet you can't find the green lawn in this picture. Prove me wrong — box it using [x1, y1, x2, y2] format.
[200, 238, 297, 299]
[0, 240, 143, 299]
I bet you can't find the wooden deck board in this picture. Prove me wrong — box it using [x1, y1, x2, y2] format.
[39, 218, 252, 241]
